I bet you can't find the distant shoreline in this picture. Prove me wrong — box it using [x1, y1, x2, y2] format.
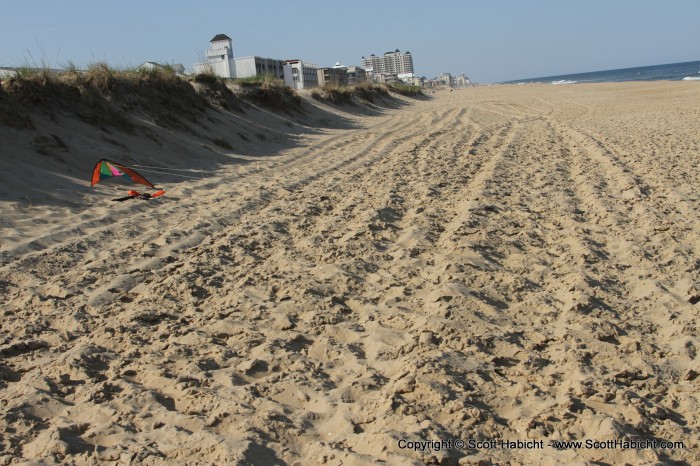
[502, 59, 700, 85]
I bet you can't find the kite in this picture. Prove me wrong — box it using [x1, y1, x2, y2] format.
[90, 159, 165, 201]
[91, 159, 155, 188]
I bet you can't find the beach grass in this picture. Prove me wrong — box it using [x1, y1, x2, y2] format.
[311, 83, 394, 105]
[236, 77, 302, 113]
[0, 61, 228, 131]
[386, 83, 423, 96]
[1, 61, 421, 126]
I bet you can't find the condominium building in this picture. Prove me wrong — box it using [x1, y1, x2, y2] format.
[234, 56, 284, 80]
[454, 73, 472, 86]
[361, 49, 414, 82]
[346, 66, 367, 85]
[317, 66, 348, 87]
[282, 60, 319, 90]
[438, 73, 454, 86]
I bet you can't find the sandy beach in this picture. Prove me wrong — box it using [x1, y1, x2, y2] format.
[1, 80, 699, 465]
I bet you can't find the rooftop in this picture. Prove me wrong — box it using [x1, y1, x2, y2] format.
[210, 34, 232, 42]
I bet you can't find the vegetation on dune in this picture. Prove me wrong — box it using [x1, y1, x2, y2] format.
[234, 74, 282, 86]
[0, 62, 248, 131]
[193, 70, 220, 84]
[386, 83, 423, 96]
[352, 82, 390, 102]
[0, 61, 423, 132]
[235, 75, 303, 113]
[311, 82, 399, 105]
[316, 85, 354, 105]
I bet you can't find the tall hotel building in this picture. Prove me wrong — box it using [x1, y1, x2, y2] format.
[361, 49, 414, 81]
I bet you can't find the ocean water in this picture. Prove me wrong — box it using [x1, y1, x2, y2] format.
[505, 60, 700, 85]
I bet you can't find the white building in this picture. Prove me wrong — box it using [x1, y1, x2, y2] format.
[234, 56, 284, 80]
[283, 60, 319, 90]
[193, 34, 236, 78]
[454, 73, 471, 86]
[438, 72, 454, 86]
[361, 49, 414, 83]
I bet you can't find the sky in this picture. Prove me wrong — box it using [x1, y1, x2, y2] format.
[1, 0, 698, 83]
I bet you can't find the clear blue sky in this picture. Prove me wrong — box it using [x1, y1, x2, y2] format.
[1, 0, 698, 83]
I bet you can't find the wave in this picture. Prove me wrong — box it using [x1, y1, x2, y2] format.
[551, 80, 578, 85]
[682, 76, 700, 81]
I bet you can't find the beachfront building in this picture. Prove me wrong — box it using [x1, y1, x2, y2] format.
[317, 66, 348, 87]
[283, 60, 319, 90]
[193, 33, 286, 80]
[235, 56, 285, 80]
[193, 34, 236, 78]
[346, 66, 367, 85]
[438, 72, 454, 86]
[410, 76, 425, 87]
[362, 49, 414, 83]
[373, 73, 399, 84]
[454, 73, 471, 86]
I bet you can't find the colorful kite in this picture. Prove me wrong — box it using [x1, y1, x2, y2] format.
[91, 159, 165, 201]
[91, 159, 156, 189]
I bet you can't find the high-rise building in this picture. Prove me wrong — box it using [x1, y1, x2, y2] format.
[361, 49, 414, 82]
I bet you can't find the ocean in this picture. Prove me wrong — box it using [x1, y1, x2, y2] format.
[504, 60, 700, 85]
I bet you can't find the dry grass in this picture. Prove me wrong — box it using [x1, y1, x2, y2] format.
[352, 82, 389, 102]
[317, 86, 354, 105]
[0, 62, 248, 133]
[386, 83, 423, 97]
[190, 76, 246, 113]
[237, 77, 302, 113]
[311, 83, 393, 105]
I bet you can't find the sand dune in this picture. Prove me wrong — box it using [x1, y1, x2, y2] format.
[1, 81, 699, 465]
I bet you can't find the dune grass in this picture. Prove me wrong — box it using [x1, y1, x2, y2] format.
[386, 83, 423, 96]
[311, 82, 395, 105]
[0, 61, 234, 131]
[1, 60, 424, 132]
[234, 75, 302, 113]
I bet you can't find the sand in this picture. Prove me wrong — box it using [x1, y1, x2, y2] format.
[1, 81, 699, 465]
